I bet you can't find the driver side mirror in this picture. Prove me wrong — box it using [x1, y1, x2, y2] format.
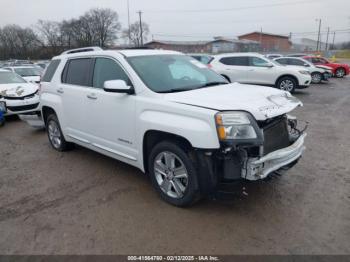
[103, 80, 134, 94]
[265, 63, 274, 68]
[304, 63, 310, 67]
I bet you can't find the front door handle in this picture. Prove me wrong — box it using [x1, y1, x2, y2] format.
[87, 94, 97, 100]
[57, 88, 64, 94]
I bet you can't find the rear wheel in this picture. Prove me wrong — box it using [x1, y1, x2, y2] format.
[148, 141, 200, 207]
[311, 72, 322, 84]
[335, 68, 345, 78]
[277, 76, 296, 93]
[46, 114, 73, 151]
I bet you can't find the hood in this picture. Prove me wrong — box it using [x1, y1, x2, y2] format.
[22, 76, 40, 84]
[163, 83, 302, 121]
[0, 83, 38, 98]
[316, 65, 332, 71]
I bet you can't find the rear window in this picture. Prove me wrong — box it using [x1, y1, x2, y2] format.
[220, 56, 249, 66]
[62, 58, 92, 86]
[42, 60, 60, 82]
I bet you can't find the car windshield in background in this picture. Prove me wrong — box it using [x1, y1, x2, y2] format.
[14, 67, 42, 77]
[191, 55, 213, 65]
[127, 55, 227, 93]
[0, 72, 27, 84]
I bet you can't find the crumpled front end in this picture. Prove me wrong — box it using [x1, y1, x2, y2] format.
[214, 114, 307, 183]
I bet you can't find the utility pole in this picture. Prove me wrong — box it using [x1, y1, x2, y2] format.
[260, 27, 263, 52]
[332, 31, 336, 50]
[137, 10, 143, 46]
[316, 19, 322, 52]
[325, 27, 330, 51]
[127, 0, 131, 44]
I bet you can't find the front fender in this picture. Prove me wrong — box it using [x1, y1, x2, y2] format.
[139, 110, 220, 149]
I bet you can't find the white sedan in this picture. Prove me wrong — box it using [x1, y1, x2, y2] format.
[0, 69, 40, 116]
[2, 66, 43, 85]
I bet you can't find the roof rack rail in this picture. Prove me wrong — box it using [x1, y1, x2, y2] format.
[61, 46, 103, 55]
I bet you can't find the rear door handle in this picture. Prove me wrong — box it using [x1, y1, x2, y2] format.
[57, 88, 64, 94]
[87, 94, 97, 100]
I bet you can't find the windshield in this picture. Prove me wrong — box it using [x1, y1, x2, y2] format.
[0, 71, 27, 84]
[14, 67, 42, 77]
[127, 55, 227, 93]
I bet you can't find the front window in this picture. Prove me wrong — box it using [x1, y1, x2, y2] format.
[0, 71, 27, 84]
[250, 57, 271, 67]
[127, 55, 227, 93]
[14, 67, 43, 77]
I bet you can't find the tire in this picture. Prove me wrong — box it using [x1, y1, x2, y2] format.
[276, 76, 297, 93]
[148, 141, 201, 207]
[311, 72, 322, 84]
[46, 114, 73, 151]
[335, 68, 345, 78]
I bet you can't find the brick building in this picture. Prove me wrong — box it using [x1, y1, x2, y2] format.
[238, 32, 292, 52]
[144, 38, 260, 54]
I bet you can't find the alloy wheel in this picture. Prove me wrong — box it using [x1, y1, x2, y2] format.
[154, 151, 189, 199]
[336, 68, 345, 78]
[280, 79, 294, 92]
[311, 73, 322, 83]
[48, 120, 62, 149]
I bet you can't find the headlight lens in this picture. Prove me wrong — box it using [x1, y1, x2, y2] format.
[299, 70, 310, 75]
[0, 101, 6, 112]
[215, 112, 257, 141]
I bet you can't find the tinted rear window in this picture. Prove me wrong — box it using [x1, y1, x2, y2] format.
[42, 60, 60, 82]
[63, 58, 92, 86]
[220, 57, 249, 66]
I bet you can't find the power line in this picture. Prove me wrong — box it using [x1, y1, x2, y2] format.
[143, 0, 323, 13]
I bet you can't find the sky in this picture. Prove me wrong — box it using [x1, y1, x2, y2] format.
[0, 0, 349, 43]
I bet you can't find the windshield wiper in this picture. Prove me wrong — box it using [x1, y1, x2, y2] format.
[197, 81, 228, 89]
[158, 88, 195, 93]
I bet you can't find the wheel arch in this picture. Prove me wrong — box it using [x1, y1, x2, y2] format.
[142, 130, 193, 174]
[42, 106, 57, 125]
[275, 74, 299, 87]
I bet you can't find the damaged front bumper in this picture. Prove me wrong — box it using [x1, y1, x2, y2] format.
[243, 133, 306, 180]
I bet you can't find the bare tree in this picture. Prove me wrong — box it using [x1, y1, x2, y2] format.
[0, 25, 40, 59]
[123, 21, 150, 47]
[36, 20, 63, 54]
[86, 8, 121, 47]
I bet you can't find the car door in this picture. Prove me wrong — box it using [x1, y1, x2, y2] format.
[218, 56, 249, 82]
[60, 57, 94, 143]
[85, 56, 137, 161]
[245, 56, 275, 85]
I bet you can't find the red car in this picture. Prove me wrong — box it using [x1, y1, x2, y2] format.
[303, 56, 350, 78]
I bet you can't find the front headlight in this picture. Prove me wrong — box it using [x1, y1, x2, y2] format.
[215, 112, 257, 141]
[299, 70, 310, 75]
[0, 101, 6, 113]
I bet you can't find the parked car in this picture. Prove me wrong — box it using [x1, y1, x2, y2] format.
[303, 56, 350, 78]
[287, 53, 309, 57]
[35, 47, 307, 206]
[209, 53, 311, 93]
[35, 60, 51, 69]
[265, 54, 283, 59]
[2, 66, 43, 84]
[274, 57, 332, 84]
[189, 54, 214, 65]
[0, 69, 40, 116]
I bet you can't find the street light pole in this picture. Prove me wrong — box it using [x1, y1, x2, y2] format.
[325, 27, 330, 51]
[316, 19, 322, 52]
[137, 10, 143, 46]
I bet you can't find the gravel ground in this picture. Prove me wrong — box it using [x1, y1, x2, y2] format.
[0, 77, 349, 255]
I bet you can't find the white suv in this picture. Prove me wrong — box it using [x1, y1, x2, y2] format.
[38, 47, 307, 206]
[210, 53, 311, 93]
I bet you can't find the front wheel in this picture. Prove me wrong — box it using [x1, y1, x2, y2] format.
[277, 76, 296, 93]
[148, 141, 200, 207]
[335, 68, 345, 78]
[311, 72, 322, 84]
[46, 114, 73, 151]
